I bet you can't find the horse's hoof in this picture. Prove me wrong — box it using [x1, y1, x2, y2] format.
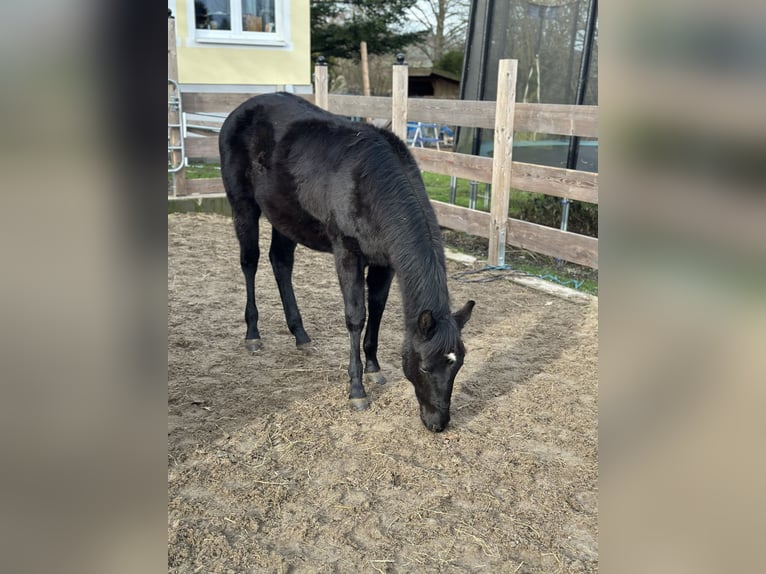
[297, 341, 317, 354]
[365, 371, 386, 385]
[349, 397, 370, 411]
[244, 338, 263, 353]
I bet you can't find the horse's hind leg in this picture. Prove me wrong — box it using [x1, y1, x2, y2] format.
[364, 265, 394, 385]
[232, 203, 263, 353]
[221, 151, 263, 352]
[269, 228, 312, 349]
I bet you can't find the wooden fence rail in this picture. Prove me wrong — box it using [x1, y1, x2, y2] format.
[169, 53, 599, 268]
[177, 94, 598, 139]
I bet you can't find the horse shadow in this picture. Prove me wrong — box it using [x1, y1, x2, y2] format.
[450, 301, 587, 427]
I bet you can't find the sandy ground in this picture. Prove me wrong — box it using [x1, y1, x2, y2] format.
[168, 213, 598, 573]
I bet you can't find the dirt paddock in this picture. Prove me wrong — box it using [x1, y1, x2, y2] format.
[168, 213, 598, 573]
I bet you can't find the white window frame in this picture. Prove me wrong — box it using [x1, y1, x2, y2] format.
[190, 0, 289, 47]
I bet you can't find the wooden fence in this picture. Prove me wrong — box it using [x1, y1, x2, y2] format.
[168, 32, 598, 267]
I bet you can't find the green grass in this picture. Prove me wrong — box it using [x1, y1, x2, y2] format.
[421, 171, 484, 209]
[420, 171, 539, 220]
[168, 163, 221, 188]
[185, 163, 222, 179]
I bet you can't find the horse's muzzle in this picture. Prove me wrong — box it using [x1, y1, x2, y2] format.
[420, 405, 450, 433]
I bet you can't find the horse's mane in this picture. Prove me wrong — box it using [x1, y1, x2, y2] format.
[355, 128, 453, 328]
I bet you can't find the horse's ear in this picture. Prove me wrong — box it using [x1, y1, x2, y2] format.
[453, 300, 475, 330]
[418, 310, 435, 338]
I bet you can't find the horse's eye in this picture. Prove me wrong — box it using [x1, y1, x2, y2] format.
[419, 366, 430, 375]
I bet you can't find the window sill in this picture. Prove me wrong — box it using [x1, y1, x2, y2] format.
[194, 34, 287, 48]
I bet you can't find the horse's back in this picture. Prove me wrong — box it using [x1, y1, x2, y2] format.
[219, 92, 426, 262]
[220, 92, 327, 149]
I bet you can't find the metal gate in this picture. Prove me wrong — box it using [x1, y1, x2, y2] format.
[168, 78, 185, 174]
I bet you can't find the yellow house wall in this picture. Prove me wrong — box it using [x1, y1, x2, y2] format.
[173, 1, 310, 86]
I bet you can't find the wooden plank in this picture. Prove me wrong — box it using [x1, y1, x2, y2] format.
[411, 148, 493, 183]
[184, 115, 224, 127]
[185, 127, 219, 138]
[431, 201, 491, 239]
[314, 64, 328, 110]
[406, 99, 597, 137]
[411, 148, 597, 204]
[181, 97, 596, 136]
[511, 162, 598, 204]
[508, 276, 595, 303]
[182, 93, 252, 114]
[431, 200, 598, 269]
[407, 98, 496, 129]
[327, 95, 392, 119]
[489, 59, 518, 266]
[183, 92, 314, 115]
[505, 218, 598, 269]
[515, 103, 598, 138]
[391, 65, 408, 139]
[178, 178, 225, 197]
[180, 147, 598, 203]
[185, 139, 598, 204]
[185, 137, 219, 158]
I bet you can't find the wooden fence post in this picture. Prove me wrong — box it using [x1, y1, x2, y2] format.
[314, 57, 329, 110]
[361, 41, 371, 122]
[361, 41, 371, 98]
[488, 59, 518, 266]
[391, 54, 408, 140]
[168, 14, 186, 197]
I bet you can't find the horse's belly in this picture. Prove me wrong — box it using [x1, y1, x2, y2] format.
[257, 192, 333, 252]
[254, 173, 388, 262]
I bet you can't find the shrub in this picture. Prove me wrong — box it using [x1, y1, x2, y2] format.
[515, 195, 598, 237]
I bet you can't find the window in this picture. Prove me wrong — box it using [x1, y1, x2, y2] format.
[193, 0, 286, 46]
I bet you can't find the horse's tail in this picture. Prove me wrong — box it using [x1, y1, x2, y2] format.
[220, 102, 279, 225]
[219, 104, 267, 266]
[220, 107, 254, 205]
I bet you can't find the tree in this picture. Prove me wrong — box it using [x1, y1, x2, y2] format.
[407, 0, 470, 65]
[434, 49, 464, 76]
[311, 1, 427, 61]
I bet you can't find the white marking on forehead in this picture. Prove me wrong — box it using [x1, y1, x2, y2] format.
[446, 352, 457, 364]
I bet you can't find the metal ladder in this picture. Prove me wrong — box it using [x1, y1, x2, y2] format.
[168, 78, 185, 173]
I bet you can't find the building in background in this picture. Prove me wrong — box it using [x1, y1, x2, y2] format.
[168, 0, 311, 94]
[408, 68, 461, 99]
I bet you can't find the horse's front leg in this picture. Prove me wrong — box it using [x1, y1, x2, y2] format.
[333, 244, 368, 410]
[364, 265, 394, 385]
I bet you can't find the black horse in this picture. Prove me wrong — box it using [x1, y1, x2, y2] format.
[219, 92, 474, 432]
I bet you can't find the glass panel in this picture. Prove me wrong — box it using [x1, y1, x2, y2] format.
[195, 0, 231, 30]
[242, 0, 277, 33]
[456, 0, 599, 169]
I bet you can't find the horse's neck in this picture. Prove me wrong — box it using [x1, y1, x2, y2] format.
[394, 247, 451, 328]
[377, 169, 451, 324]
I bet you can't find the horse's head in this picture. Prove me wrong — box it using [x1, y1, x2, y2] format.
[402, 300, 475, 432]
